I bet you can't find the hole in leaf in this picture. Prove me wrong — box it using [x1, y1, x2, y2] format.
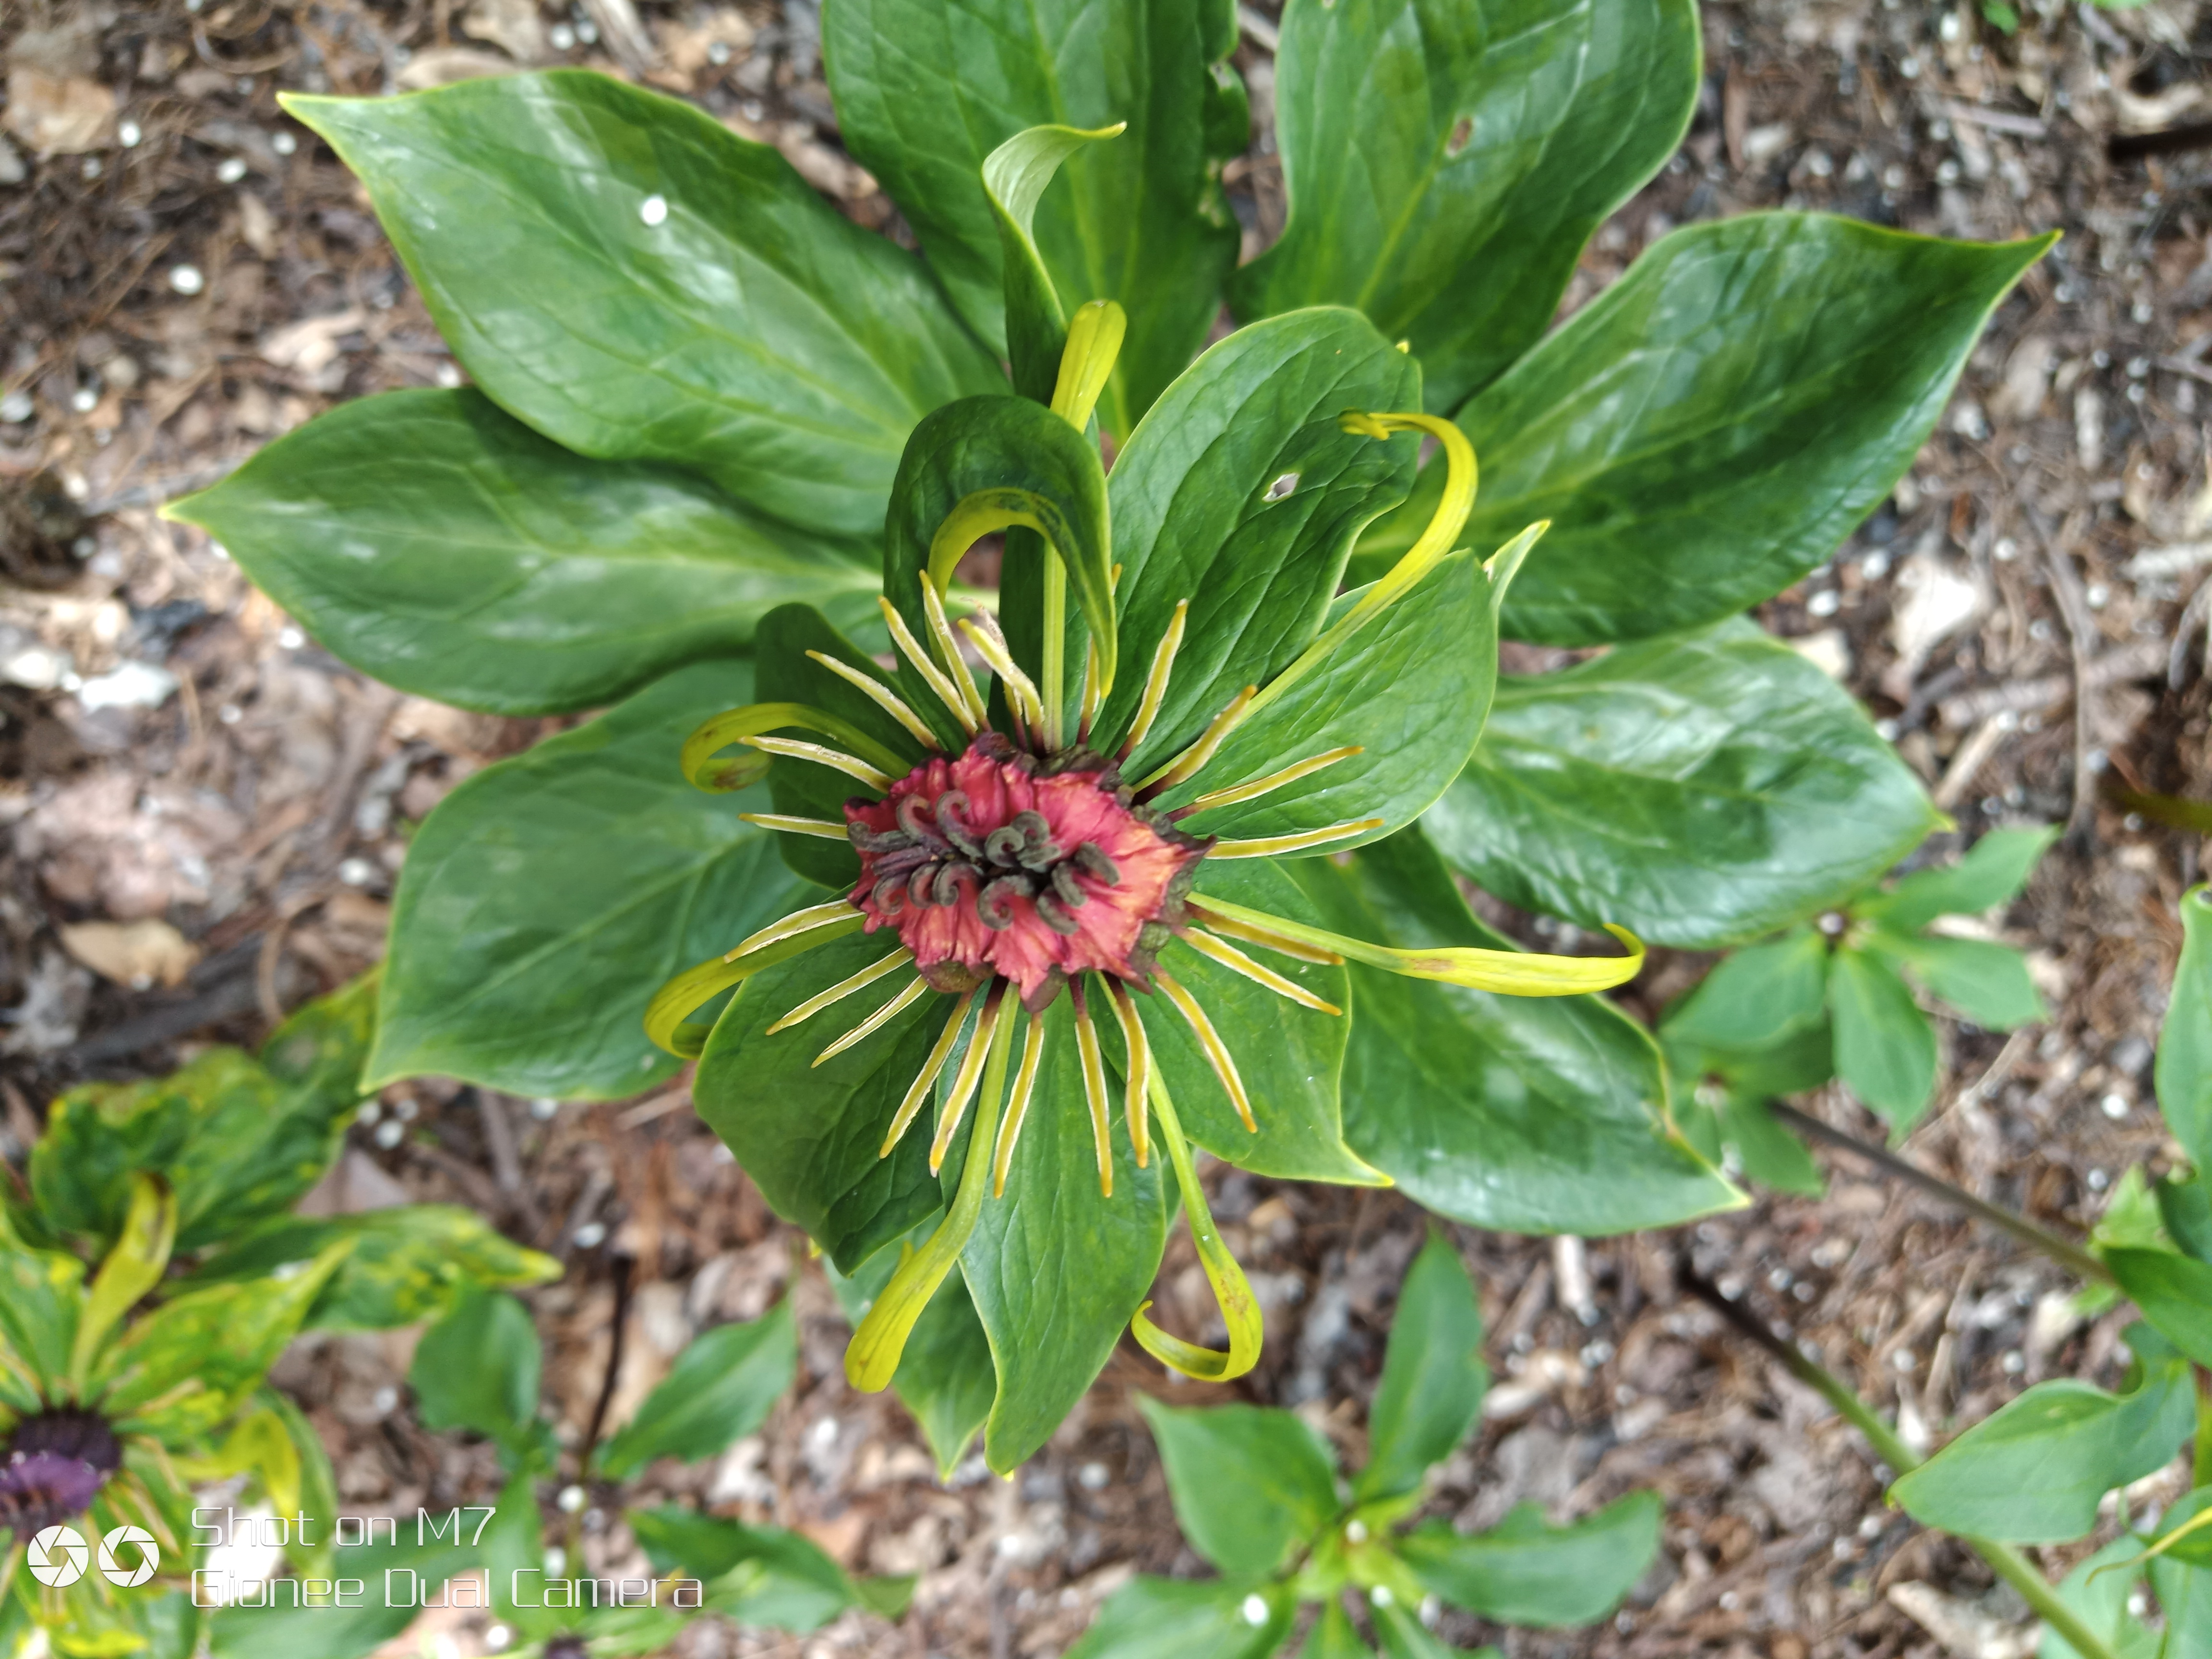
[1264, 472, 1299, 502]
[1446, 115, 1474, 158]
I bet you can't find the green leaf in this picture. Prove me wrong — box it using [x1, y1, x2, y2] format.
[630, 1507, 903, 1632]
[0, 1206, 83, 1394]
[97, 1250, 345, 1442]
[827, 1227, 998, 1477]
[408, 1286, 542, 1453]
[1357, 1232, 1487, 1503]
[823, 0, 1243, 432]
[183, 1206, 559, 1332]
[1664, 930, 1832, 1050]
[1874, 931, 2045, 1030]
[961, 999, 1167, 1473]
[1087, 309, 1421, 773]
[283, 71, 1001, 537]
[880, 394, 1115, 733]
[1858, 826, 2058, 931]
[168, 390, 880, 717]
[1427, 620, 1938, 948]
[1827, 947, 1939, 1128]
[1135, 1396, 1338, 1576]
[1158, 549, 1495, 858]
[1065, 1577, 1295, 1659]
[694, 929, 946, 1272]
[597, 1303, 797, 1479]
[1232, 0, 1697, 414]
[1294, 829, 1741, 1233]
[982, 124, 1117, 402]
[2106, 1249, 2212, 1368]
[1299, 1600, 1371, 1659]
[209, 1498, 484, 1659]
[2156, 1170, 2212, 1262]
[1889, 1340, 2194, 1542]
[2038, 1533, 2163, 1659]
[1372, 1599, 1494, 1658]
[73, 1175, 178, 1388]
[2150, 1492, 2212, 1659]
[1422, 215, 2053, 643]
[1399, 1492, 1663, 1626]
[370, 661, 811, 1099]
[2160, 886, 2212, 1171]
[1141, 857, 1366, 1182]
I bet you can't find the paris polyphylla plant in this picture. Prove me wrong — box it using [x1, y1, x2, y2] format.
[643, 301, 1643, 1403]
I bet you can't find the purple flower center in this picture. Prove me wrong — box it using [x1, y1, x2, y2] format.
[0, 1410, 118, 1536]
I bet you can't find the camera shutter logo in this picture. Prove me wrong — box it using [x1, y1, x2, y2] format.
[27, 1525, 88, 1587]
[99, 1525, 159, 1587]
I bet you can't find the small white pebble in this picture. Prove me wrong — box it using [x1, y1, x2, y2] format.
[217, 702, 243, 724]
[391, 1095, 420, 1123]
[1935, 159, 1959, 185]
[355, 1101, 382, 1126]
[371, 1385, 400, 1416]
[1892, 1347, 1916, 1371]
[1241, 1594, 1269, 1627]
[373, 1119, 405, 1150]
[574, 1221, 608, 1249]
[435, 362, 463, 388]
[639, 193, 669, 226]
[119, 120, 143, 148]
[2128, 356, 2151, 379]
[338, 856, 377, 887]
[548, 21, 577, 48]
[707, 40, 733, 64]
[0, 390, 32, 423]
[1345, 1519, 1369, 1544]
[1719, 1590, 1741, 1610]
[576, 19, 599, 43]
[2128, 384, 2147, 405]
[531, 1097, 561, 1120]
[169, 264, 205, 296]
[71, 387, 98, 413]
[1899, 55, 1921, 79]
[272, 130, 297, 156]
[2002, 1350, 2024, 1373]
[2102, 1093, 2129, 1120]
[278, 625, 305, 650]
[556, 1485, 586, 1514]
[1859, 1514, 1883, 1539]
[1370, 1585, 1394, 1608]
[82, 156, 103, 180]
[2085, 583, 2110, 609]
[1077, 1463, 1108, 1491]
[1861, 550, 1890, 579]
[2088, 1167, 2110, 1191]
[1994, 536, 2018, 562]
[216, 156, 248, 184]
[484, 1626, 512, 1653]
[1874, 717, 1899, 741]
[1807, 589, 1840, 618]
[543, 1548, 566, 1578]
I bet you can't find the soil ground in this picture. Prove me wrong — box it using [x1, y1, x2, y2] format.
[6, 0, 2212, 1654]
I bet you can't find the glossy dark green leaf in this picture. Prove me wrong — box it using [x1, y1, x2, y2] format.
[1399, 1492, 1662, 1626]
[2160, 886, 2212, 1171]
[824, 0, 1243, 432]
[1827, 947, 1938, 1129]
[1293, 830, 1741, 1233]
[829, 1233, 998, 1476]
[880, 394, 1115, 731]
[408, 1287, 542, 1450]
[98, 1257, 342, 1443]
[1065, 1576, 1295, 1659]
[285, 72, 1001, 537]
[1136, 1396, 1338, 1576]
[1159, 550, 1494, 856]
[1417, 216, 2052, 643]
[1888, 1339, 2193, 1542]
[597, 1303, 797, 1479]
[169, 390, 879, 717]
[183, 1205, 558, 1331]
[2156, 1171, 2212, 1263]
[694, 929, 945, 1272]
[1090, 309, 1421, 772]
[1357, 1232, 1486, 1503]
[1872, 930, 2045, 1030]
[2106, 1249, 2212, 1369]
[961, 1000, 1167, 1473]
[1664, 930, 1831, 1050]
[1857, 825, 2057, 931]
[1428, 621, 1938, 948]
[371, 661, 809, 1099]
[1233, 0, 1697, 414]
[1144, 857, 1366, 1182]
[982, 124, 1110, 402]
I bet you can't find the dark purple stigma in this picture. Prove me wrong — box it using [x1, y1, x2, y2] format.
[0, 1410, 118, 1535]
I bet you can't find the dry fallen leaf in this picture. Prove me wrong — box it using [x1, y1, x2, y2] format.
[3, 69, 115, 158]
[58, 917, 199, 989]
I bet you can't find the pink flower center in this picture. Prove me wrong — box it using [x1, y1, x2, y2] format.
[846, 736, 1207, 1006]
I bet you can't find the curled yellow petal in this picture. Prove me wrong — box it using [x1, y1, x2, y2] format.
[1189, 895, 1644, 997]
[845, 997, 1019, 1392]
[643, 914, 868, 1058]
[680, 701, 909, 793]
[1129, 1070, 1262, 1383]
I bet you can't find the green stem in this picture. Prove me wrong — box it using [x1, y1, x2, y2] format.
[1041, 554, 1065, 750]
[2196, 1369, 2212, 1490]
[1772, 1103, 2116, 1287]
[1685, 1272, 2121, 1659]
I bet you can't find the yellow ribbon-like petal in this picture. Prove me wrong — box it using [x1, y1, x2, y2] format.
[643, 915, 870, 1058]
[679, 702, 910, 793]
[1129, 1070, 1262, 1383]
[1189, 894, 1645, 997]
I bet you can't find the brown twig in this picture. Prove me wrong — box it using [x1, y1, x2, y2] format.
[2022, 506, 2102, 837]
[580, 1252, 637, 1477]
